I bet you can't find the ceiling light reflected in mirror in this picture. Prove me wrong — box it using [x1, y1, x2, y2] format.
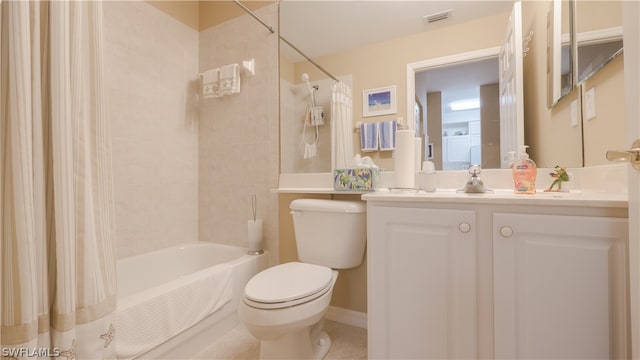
[450, 99, 480, 111]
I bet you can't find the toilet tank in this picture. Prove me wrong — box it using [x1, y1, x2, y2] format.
[289, 199, 366, 269]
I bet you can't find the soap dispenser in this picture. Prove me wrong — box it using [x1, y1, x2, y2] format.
[512, 145, 537, 194]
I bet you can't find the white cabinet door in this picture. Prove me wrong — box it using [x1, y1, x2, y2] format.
[493, 213, 629, 359]
[368, 206, 477, 359]
[469, 121, 481, 135]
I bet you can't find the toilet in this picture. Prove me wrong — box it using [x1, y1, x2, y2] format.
[238, 199, 366, 359]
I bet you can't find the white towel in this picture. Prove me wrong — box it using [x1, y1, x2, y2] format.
[304, 143, 317, 159]
[220, 64, 240, 95]
[303, 109, 318, 159]
[360, 122, 379, 152]
[379, 119, 397, 151]
[200, 68, 220, 99]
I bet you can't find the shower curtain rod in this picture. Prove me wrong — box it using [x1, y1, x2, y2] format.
[279, 36, 339, 82]
[233, 0, 274, 33]
[233, 0, 339, 83]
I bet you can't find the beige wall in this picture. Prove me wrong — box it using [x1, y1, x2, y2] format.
[576, 0, 622, 34]
[581, 54, 626, 166]
[198, 4, 280, 262]
[105, 2, 200, 259]
[480, 83, 501, 168]
[427, 92, 443, 170]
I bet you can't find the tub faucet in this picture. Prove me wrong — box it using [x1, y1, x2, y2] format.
[463, 165, 486, 193]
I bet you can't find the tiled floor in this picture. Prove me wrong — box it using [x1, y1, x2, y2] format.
[192, 320, 367, 359]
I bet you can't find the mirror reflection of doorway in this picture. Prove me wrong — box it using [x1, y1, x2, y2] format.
[415, 57, 501, 170]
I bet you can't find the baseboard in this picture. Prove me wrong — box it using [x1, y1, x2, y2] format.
[325, 306, 367, 329]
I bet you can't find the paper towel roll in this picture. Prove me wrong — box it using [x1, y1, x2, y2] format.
[414, 137, 422, 172]
[394, 130, 415, 188]
[248, 219, 264, 253]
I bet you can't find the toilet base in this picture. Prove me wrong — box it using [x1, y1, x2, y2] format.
[259, 320, 331, 360]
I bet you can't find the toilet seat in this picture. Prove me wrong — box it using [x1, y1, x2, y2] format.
[244, 262, 333, 310]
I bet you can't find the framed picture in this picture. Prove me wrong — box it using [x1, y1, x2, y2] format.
[362, 85, 397, 117]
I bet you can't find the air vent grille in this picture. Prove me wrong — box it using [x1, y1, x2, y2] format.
[423, 9, 453, 24]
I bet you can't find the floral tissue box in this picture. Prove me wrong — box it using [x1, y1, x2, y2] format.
[333, 168, 380, 191]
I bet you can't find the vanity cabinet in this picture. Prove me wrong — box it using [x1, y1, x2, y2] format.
[367, 206, 477, 359]
[493, 213, 629, 359]
[366, 199, 629, 359]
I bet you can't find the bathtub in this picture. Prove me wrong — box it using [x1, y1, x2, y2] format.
[115, 242, 269, 359]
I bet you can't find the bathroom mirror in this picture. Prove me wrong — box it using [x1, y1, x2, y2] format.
[279, 1, 523, 173]
[575, 0, 623, 84]
[415, 57, 502, 170]
[278, 0, 620, 173]
[547, 0, 575, 108]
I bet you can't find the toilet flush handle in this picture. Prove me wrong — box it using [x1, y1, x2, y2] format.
[290, 210, 302, 216]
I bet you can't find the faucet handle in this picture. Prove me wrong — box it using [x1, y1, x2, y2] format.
[468, 164, 481, 176]
[463, 164, 486, 193]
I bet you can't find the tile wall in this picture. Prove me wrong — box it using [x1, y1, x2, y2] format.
[280, 78, 332, 174]
[104, 1, 200, 259]
[198, 5, 280, 260]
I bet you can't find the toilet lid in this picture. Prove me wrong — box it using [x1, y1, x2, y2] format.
[244, 262, 332, 307]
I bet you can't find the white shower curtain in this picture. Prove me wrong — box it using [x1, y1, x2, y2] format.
[331, 81, 354, 170]
[1, 1, 116, 358]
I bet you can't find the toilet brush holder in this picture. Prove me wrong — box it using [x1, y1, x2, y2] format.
[247, 219, 264, 255]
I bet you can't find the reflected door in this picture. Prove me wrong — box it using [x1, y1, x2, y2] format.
[499, 1, 524, 168]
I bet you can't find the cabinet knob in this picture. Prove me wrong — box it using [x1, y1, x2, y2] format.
[500, 226, 513, 237]
[459, 222, 471, 233]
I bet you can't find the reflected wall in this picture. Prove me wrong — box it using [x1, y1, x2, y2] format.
[286, 11, 511, 171]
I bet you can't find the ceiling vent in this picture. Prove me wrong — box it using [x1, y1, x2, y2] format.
[423, 9, 453, 24]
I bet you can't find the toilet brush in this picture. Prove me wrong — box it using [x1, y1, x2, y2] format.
[247, 194, 264, 255]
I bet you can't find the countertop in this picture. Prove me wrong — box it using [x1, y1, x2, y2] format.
[361, 188, 628, 208]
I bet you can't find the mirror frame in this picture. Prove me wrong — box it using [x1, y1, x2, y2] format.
[547, 0, 576, 108]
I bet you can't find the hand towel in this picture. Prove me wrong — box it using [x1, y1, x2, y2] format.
[220, 64, 240, 95]
[379, 119, 397, 151]
[201, 68, 220, 99]
[360, 122, 379, 152]
[304, 143, 317, 159]
[303, 109, 318, 159]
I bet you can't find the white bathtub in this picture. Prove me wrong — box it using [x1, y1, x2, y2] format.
[115, 242, 269, 359]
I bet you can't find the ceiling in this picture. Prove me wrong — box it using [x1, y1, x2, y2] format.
[279, 0, 515, 60]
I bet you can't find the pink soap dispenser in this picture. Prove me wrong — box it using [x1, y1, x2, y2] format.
[512, 145, 537, 194]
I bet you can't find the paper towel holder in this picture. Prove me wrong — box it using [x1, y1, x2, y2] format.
[248, 194, 264, 255]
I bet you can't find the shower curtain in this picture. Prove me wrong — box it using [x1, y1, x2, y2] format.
[331, 81, 354, 169]
[1, 1, 116, 358]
